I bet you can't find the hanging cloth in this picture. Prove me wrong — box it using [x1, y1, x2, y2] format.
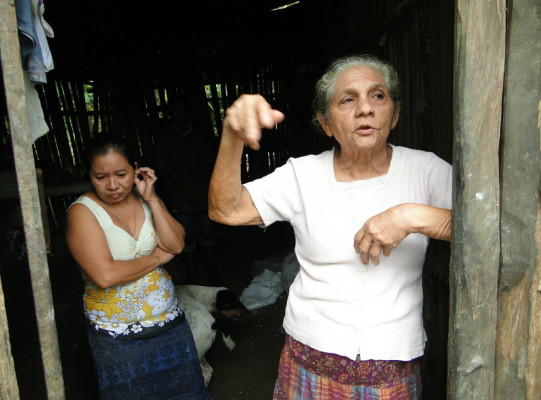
[31, 0, 54, 72]
[14, 0, 52, 141]
[15, 0, 54, 83]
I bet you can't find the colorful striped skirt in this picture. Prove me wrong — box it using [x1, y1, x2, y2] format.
[273, 335, 421, 400]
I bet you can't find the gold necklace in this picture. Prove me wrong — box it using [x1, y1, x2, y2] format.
[102, 195, 137, 237]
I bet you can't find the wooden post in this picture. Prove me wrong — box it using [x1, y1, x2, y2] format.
[497, 1, 541, 399]
[449, 0, 506, 399]
[0, 271, 19, 399]
[0, 0, 66, 399]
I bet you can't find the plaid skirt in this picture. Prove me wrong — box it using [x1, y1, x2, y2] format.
[273, 335, 421, 400]
[86, 318, 213, 400]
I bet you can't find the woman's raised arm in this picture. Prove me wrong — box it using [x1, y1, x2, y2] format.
[208, 95, 284, 226]
[134, 166, 185, 254]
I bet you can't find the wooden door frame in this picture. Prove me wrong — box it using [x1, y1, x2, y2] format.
[449, 0, 541, 399]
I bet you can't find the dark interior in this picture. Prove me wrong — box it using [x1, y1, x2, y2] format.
[0, 1, 455, 398]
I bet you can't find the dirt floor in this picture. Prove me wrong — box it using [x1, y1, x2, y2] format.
[0, 221, 296, 400]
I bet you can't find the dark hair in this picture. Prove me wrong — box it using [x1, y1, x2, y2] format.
[84, 133, 134, 171]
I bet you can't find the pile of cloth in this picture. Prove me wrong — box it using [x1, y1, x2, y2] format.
[239, 250, 300, 311]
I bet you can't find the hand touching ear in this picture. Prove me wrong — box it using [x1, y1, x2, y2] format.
[134, 166, 158, 202]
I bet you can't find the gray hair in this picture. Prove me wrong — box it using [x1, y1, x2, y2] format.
[312, 54, 401, 132]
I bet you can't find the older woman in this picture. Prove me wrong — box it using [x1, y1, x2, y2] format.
[66, 134, 212, 399]
[208, 54, 452, 399]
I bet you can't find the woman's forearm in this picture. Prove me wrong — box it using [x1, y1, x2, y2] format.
[89, 253, 161, 289]
[402, 203, 452, 241]
[208, 131, 249, 223]
[208, 94, 283, 226]
[353, 203, 451, 265]
[146, 195, 185, 253]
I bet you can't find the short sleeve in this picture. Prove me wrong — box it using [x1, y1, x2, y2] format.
[426, 153, 453, 209]
[243, 158, 303, 227]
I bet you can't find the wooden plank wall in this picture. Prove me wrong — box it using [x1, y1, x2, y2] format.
[451, 1, 541, 399]
[497, 0, 541, 398]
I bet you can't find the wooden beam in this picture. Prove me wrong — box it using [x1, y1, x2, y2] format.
[449, 0, 506, 399]
[497, 1, 541, 398]
[0, 0, 66, 399]
[0, 267, 19, 399]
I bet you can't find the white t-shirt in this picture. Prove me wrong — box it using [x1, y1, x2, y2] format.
[244, 145, 452, 361]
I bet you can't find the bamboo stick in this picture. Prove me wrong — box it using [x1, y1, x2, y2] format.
[70, 80, 89, 162]
[40, 81, 67, 166]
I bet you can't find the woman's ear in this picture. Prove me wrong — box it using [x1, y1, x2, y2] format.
[133, 161, 142, 181]
[317, 113, 333, 137]
[391, 106, 400, 129]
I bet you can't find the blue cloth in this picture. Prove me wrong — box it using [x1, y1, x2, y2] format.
[15, 0, 47, 83]
[13, 0, 50, 142]
[86, 318, 213, 400]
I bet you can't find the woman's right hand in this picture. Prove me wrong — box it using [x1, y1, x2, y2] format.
[134, 166, 158, 203]
[223, 94, 285, 150]
[152, 246, 175, 266]
[208, 95, 276, 227]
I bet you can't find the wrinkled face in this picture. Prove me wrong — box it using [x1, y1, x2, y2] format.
[318, 66, 399, 153]
[89, 150, 135, 204]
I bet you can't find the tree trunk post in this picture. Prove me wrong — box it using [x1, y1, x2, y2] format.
[449, 0, 506, 398]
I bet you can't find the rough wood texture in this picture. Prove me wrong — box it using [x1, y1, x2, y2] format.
[0, 274, 19, 399]
[0, 0, 66, 398]
[0, 3, 23, 398]
[531, 182, 541, 399]
[449, 0, 506, 399]
[497, 1, 541, 399]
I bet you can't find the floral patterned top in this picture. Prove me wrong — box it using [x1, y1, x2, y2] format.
[72, 195, 182, 337]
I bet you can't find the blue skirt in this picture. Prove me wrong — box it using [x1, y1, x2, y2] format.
[86, 318, 213, 400]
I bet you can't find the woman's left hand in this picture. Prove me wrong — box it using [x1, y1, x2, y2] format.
[353, 205, 410, 265]
[134, 166, 158, 202]
[353, 203, 452, 265]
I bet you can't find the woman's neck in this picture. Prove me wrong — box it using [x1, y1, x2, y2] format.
[333, 145, 392, 182]
[91, 189, 134, 208]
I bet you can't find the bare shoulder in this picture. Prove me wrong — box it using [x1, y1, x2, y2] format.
[65, 196, 105, 252]
[66, 194, 99, 229]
